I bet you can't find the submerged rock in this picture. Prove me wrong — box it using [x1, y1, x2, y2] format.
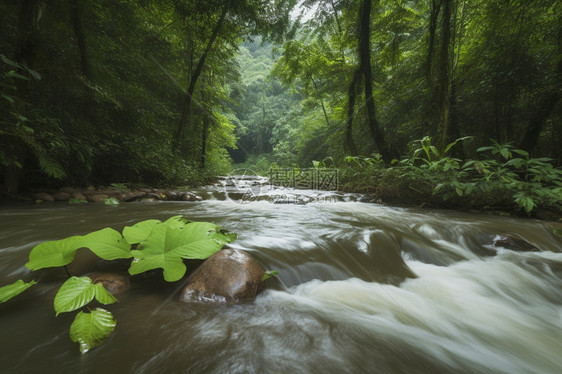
[88, 272, 130, 294]
[492, 234, 540, 252]
[180, 249, 265, 303]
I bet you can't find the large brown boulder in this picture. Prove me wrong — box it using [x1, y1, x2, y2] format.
[180, 249, 265, 303]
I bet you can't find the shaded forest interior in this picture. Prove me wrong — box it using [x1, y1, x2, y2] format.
[0, 0, 560, 199]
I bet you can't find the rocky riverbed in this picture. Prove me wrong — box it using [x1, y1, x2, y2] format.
[29, 186, 203, 203]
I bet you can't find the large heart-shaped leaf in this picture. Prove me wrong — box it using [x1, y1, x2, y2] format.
[163, 215, 191, 229]
[70, 308, 116, 354]
[122, 219, 161, 244]
[54, 276, 117, 316]
[81, 228, 132, 260]
[128, 221, 225, 282]
[0, 279, 37, 302]
[176, 222, 234, 259]
[26, 235, 84, 270]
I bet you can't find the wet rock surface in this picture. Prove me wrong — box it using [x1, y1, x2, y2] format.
[180, 249, 265, 303]
[88, 272, 131, 294]
[492, 234, 540, 252]
[26, 186, 204, 203]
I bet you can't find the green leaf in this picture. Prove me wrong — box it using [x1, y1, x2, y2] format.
[104, 197, 120, 206]
[122, 219, 161, 244]
[0, 279, 37, 302]
[163, 215, 191, 229]
[81, 228, 132, 260]
[37, 154, 66, 179]
[129, 221, 227, 282]
[261, 270, 279, 282]
[1, 93, 14, 103]
[70, 308, 116, 354]
[1, 54, 21, 68]
[26, 235, 84, 270]
[54, 276, 117, 316]
[69, 198, 88, 204]
[499, 148, 511, 160]
[7, 71, 29, 80]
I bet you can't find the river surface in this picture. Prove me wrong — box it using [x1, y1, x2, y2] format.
[1, 182, 561, 374]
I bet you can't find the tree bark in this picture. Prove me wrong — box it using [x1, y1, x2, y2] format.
[345, 69, 361, 155]
[70, 0, 92, 79]
[358, 0, 393, 163]
[519, 57, 562, 153]
[426, 0, 441, 87]
[173, 2, 230, 148]
[437, 0, 452, 150]
[310, 75, 331, 128]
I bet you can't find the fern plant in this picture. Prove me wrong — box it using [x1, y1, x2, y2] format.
[0, 54, 67, 191]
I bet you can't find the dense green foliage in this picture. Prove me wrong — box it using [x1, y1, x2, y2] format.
[3, 216, 237, 353]
[266, 0, 561, 166]
[0, 0, 296, 193]
[0, 0, 560, 213]
[340, 137, 562, 215]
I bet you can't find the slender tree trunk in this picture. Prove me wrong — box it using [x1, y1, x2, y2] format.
[345, 69, 361, 155]
[329, 0, 346, 63]
[70, 0, 92, 79]
[200, 116, 209, 168]
[519, 57, 562, 153]
[358, 0, 393, 163]
[426, 0, 441, 87]
[310, 75, 330, 127]
[199, 79, 209, 168]
[173, 2, 229, 148]
[436, 0, 452, 150]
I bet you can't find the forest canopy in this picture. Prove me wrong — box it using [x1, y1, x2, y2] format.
[0, 0, 560, 197]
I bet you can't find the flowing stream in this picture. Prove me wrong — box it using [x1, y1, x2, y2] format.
[1, 181, 561, 374]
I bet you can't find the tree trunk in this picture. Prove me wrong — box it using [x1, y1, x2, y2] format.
[173, 2, 230, 148]
[519, 58, 562, 153]
[358, 0, 393, 163]
[70, 0, 92, 79]
[437, 0, 452, 150]
[200, 116, 209, 168]
[426, 0, 441, 87]
[310, 75, 330, 128]
[345, 69, 361, 155]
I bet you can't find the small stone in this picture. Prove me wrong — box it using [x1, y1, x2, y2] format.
[88, 272, 130, 294]
[72, 192, 87, 200]
[59, 187, 76, 194]
[53, 192, 72, 201]
[492, 234, 540, 252]
[121, 191, 147, 202]
[180, 192, 200, 201]
[87, 194, 109, 203]
[33, 192, 55, 202]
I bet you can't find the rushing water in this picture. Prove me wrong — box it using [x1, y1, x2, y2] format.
[1, 182, 561, 374]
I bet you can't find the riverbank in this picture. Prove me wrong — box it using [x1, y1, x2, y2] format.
[1, 185, 203, 204]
